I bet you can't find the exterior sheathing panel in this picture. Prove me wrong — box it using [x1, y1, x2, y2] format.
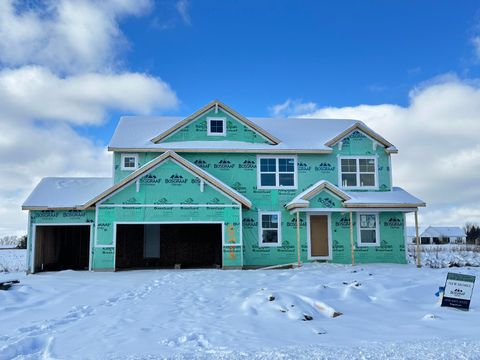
[94, 159, 242, 270]
[110, 131, 401, 267]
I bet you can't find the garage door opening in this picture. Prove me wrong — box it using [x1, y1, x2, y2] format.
[34, 225, 90, 272]
[115, 223, 222, 270]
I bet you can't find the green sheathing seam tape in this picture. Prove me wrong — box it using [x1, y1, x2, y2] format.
[161, 108, 272, 144]
[28, 210, 96, 271]
[93, 158, 242, 270]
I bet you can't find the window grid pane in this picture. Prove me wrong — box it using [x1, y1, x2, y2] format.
[209, 120, 224, 133]
[124, 157, 136, 168]
[259, 158, 295, 187]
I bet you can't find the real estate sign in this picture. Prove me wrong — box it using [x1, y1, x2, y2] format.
[441, 273, 476, 311]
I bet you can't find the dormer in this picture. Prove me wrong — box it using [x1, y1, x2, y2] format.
[150, 100, 280, 145]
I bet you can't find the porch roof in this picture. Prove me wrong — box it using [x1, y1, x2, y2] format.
[286, 181, 426, 211]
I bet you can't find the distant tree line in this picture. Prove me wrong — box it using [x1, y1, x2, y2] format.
[464, 223, 480, 243]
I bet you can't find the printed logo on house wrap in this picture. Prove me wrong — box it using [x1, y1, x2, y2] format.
[35, 210, 59, 218]
[214, 160, 235, 169]
[226, 120, 238, 132]
[195, 122, 207, 131]
[317, 197, 336, 208]
[232, 181, 247, 193]
[349, 130, 366, 140]
[297, 162, 311, 172]
[238, 160, 256, 170]
[182, 197, 197, 205]
[122, 197, 139, 204]
[384, 217, 403, 229]
[242, 218, 258, 228]
[141, 174, 161, 185]
[315, 162, 335, 173]
[286, 217, 306, 227]
[63, 210, 86, 218]
[207, 197, 221, 205]
[165, 174, 188, 185]
[194, 159, 210, 169]
[335, 216, 350, 228]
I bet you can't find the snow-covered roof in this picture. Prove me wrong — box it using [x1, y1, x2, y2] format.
[22, 177, 112, 210]
[406, 226, 427, 237]
[82, 150, 252, 209]
[108, 116, 396, 152]
[423, 226, 466, 238]
[344, 187, 425, 208]
[286, 182, 425, 211]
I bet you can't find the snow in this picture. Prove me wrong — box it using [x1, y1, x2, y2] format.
[1, 263, 480, 359]
[109, 115, 362, 151]
[287, 181, 425, 208]
[22, 177, 112, 209]
[423, 226, 466, 238]
[345, 187, 425, 206]
[0, 249, 27, 272]
[408, 245, 480, 268]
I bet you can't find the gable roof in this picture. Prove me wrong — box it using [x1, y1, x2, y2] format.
[286, 183, 425, 211]
[324, 122, 397, 153]
[22, 177, 112, 210]
[109, 116, 370, 153]
[150, 100, 281, 145]
[82, 150, 252, 209]
[286, 180, 351, 210]
[423, 226, 466, 238]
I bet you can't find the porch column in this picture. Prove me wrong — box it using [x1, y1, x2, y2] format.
[296, 211, 301, 267]
[414, 210, 421, 268]
[349, 211, 355, 266]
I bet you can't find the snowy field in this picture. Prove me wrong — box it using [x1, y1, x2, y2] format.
[1, 264, 480, 360]
[0, 249, 26, 272]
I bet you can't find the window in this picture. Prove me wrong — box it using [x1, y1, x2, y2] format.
[357, 213, 379, 246]
[257, 156, 297, 189]
[339, 157, 377, 188]
[259, 212, 281, 246]
[207, 117, 226, 136]
[121, 153, 138, 170]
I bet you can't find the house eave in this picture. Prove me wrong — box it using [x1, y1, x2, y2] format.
[107, 147, 333, 154]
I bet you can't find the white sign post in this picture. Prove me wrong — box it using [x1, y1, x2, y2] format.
[441, 273, 476, 311]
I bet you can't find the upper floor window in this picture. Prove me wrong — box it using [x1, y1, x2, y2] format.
[121, 153, 138, 171]
[257, 156, 297, 189]
[357, 213, 379, 246]
[339, 157, 377, 188]
[207, 117, 226, 136]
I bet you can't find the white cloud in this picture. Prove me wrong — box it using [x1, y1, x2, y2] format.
[473, 36, 480, 60]
[0, 0, 152, 73]
[0, 66, 178, 125]
[176, 0, 191, 26]
[0, 0, 180, 236]
[269, 98, 319, 117]
[271, 76, 480, 227]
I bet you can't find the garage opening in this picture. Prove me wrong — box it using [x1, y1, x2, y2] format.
[34, 225, 90, 272]
[115, 223, 222, 270]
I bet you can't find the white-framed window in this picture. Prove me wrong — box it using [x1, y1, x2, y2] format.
[339, 156, 377, 189]
[121, 153, 139, 171]
[257, 155, 297, 189]
[207, 117, 226, 136]
[357, 213, 380, 246]
[259, 211, 282, 247]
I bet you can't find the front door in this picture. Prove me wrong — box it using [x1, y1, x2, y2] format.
[309, 215, 330, 258]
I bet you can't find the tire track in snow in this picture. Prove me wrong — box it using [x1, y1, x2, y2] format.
[0, 276, 166, 359]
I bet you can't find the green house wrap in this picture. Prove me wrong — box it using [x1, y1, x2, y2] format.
[23, 100, 425, 273]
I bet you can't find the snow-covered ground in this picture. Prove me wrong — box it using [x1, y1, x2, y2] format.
[1, 264, 479, 359]
[408, 245, 480, 268]
[0, 249, 27, 272]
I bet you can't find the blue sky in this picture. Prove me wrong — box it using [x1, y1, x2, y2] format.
[2, 0, 480, 235]
[77, 0, 480, 143]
